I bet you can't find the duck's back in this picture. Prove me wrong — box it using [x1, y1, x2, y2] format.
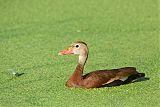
[82, 67, 144, 88]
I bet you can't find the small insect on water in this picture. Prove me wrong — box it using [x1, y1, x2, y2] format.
[8, 69, 24, 77]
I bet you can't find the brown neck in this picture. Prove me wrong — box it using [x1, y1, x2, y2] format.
[69, 55, 88, 82]
[66, 63, 84, 87]
[74, 63, 84, 77]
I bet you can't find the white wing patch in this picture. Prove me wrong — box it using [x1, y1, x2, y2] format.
[102, 76, 128, 86]
[119, 77, 128, 81]
[102, 77, 119, 85]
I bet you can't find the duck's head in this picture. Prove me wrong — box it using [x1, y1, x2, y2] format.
[58, 41, 88, 56]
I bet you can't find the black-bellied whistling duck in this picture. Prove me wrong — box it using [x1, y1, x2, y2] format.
[58, 41, 145, 88]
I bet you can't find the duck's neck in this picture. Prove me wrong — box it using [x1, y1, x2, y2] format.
[69, 55, 88, 81]
[78, 55, 88, 66]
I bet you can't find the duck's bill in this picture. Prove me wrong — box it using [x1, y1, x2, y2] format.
[58, 47, 74, 55]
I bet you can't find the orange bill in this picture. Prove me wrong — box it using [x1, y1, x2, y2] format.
[58, 47, 73, 55]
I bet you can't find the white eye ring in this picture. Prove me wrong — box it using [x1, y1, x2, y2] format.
[75, 44, 80, 48]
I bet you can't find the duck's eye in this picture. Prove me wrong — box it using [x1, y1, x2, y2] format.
[75, 45, 79, 48]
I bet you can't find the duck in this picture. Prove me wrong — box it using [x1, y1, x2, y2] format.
[58, 41, 145, 88]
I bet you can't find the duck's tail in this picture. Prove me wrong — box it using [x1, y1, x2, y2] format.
[124, 72, 145, 83]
